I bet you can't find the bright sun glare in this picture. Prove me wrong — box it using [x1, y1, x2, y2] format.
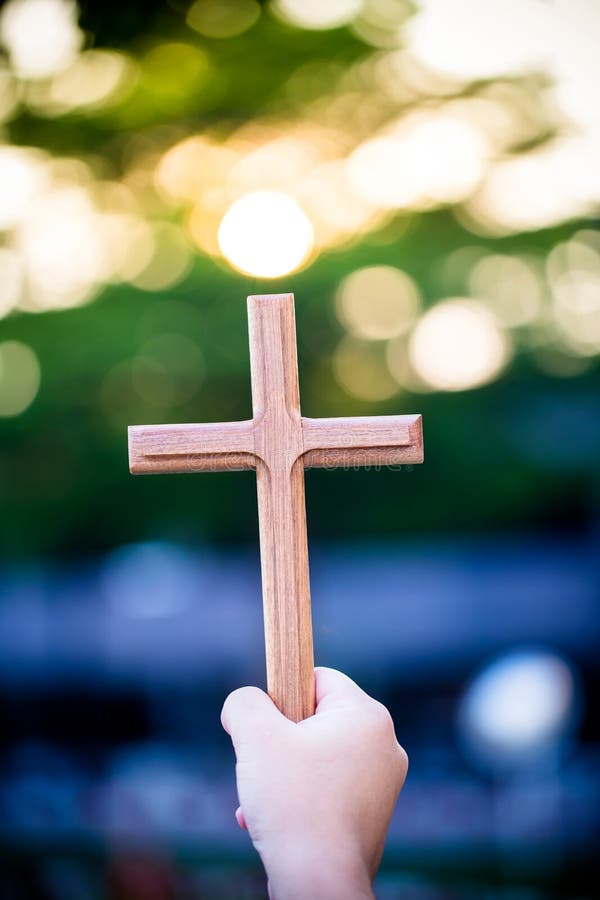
[217, 190, 314, 279]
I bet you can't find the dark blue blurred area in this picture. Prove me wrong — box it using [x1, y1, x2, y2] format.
[1, 535, 598, 898]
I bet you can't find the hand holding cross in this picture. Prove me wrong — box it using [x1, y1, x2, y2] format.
[129, 293, 423, 721]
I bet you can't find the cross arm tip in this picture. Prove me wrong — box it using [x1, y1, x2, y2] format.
[127, 424, 144, 474]
[410, 414, 424, 463]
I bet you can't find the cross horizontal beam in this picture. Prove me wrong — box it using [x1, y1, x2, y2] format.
[129, 420, 256, 473]
[129, 413, 423, 474]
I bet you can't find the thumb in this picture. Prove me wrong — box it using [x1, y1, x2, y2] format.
[221, 686, 286, 753]
[314, 666, 373, 714]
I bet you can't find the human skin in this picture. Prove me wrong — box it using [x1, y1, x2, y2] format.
[221, 667, 408, 900]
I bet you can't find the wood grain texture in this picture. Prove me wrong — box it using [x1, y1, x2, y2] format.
[301, 414, 423, 469]
[128, 292, 424, 722]
[129, 421, 256, 473]
[248, 294, 314, 722]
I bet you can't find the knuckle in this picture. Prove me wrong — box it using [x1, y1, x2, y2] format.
[397, 748, 409, 788]
[396, 742, 409, 774]
[374, 700, 396, 729]
[365, 700, 397, 740]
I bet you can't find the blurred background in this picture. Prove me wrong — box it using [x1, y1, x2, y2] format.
[0, 0, 599, 896]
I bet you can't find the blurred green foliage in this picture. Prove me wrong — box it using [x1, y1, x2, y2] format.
[0, 0, 597, 560]
[1, 216, 595, 560]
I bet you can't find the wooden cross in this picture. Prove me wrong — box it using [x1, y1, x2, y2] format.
[129, 293, 423, 722]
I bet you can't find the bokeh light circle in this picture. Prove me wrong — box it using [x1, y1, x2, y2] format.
[459, 650, 580, 771]
[0, 248, 23, 316]
[0, 0, 83, 80]
[218, 190, 314, 278]
[273, 0, 362, 31]
[0, 340, 40, 416]
[552, 270, 600, 355]
[187, 0, 261, 39]
[333, 336, 399, 401]
[336, 265, 421, 340]
[468, 253, 543, 327]
[409, 298, 511, 391]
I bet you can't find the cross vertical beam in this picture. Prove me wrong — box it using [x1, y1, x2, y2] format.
[128, 292, 424, 722]
[248, 294, 314, 722]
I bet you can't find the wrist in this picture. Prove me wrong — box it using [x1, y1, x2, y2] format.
[263, 838, 374, 900]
